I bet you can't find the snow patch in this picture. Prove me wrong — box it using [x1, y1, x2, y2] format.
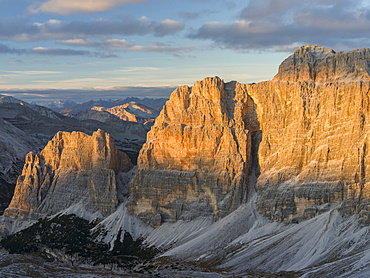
[93, 203, 153, 246]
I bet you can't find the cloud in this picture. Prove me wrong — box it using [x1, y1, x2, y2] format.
[1, 87, 175, 102]
[58, 38, 195, 56]
[0, 43, 22, 54]
[5, 70, 62, 75]
[0, 43, 116, 58]
[127, 43, 195, 56]
[188, 0, 370, 51]
[29, 0, 147, 15]
[0, 16, 184, 42]
[58, 38, 131, 49]
[31, 46, 92, 56]
[0, 40, 193, 58]
[31, 46, 118, 58]
[178, 9, 217, 20]
[154, 19, 185, 37]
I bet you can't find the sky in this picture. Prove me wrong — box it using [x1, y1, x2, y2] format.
[0, 0, 370, 102]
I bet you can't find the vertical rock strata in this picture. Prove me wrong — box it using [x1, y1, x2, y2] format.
[4, 129, 132, 220]
[247, 45, 370, 222]
[273, 45, 370, 82]
[127, 77, 260, 226]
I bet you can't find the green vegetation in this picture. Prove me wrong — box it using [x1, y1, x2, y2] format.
[0, 214, 159, 267]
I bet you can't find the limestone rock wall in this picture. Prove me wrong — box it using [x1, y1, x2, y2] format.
[4, 129, 133, 220]
[246, 46, 370, 222]
[128, 45, 370, 225]
[274, 45, 370, 82]
[127, 77, 260, 226]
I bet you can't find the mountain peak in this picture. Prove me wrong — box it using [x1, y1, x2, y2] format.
[4, 129, 133, 220]
[294, 44, 335, 55]
[0, 95, 30, 107]
[274, 45, 370, 82]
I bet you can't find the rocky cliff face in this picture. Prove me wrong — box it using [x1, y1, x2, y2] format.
[74, 109, 122, 123]
[274, 45, 370, 82]
[4, 129, 133, 220]
[0, 117, 41, 214]
[127, 77, 261, 226]
[128, 45, 370, 225]
[247, 45, 370, 222]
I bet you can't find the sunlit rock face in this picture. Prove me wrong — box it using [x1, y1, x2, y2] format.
[127, 77, 261, 226]
[248, 45, 370, 222]
[128, 45, 370, 225]
[274, 45, 370, 82]
[4, 129, 133, 220]
[91, 102, 160, 124]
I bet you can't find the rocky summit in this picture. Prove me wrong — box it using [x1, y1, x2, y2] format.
[245, 45, 370, 223]
[127, 77, 260, 226]
[274, 45, 370, 82]
[91, 102, 160, 124]
[4, 129, 133, 220]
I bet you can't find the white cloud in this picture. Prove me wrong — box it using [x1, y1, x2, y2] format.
[0, 87, 175, 101]
[59, 38, 195, 56]
[155, 19, 185, 36]
[29, 0, 147, 15]
[106, 39, 131, 48]
[59, 38, 130, 48]
[127, 44, 195, 55]
[0, 16, 184, 42]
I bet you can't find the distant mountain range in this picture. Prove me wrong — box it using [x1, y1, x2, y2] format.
[34, 97, 168, 115]
[0, 94, 158, 215]
[31, 100, 77, 112]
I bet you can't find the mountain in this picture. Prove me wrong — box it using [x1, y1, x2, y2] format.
[0, 117, 41, 215]
[74, 109, 123, 123]
[31, 100, 77, 112]
[124, 45, 370, 276]
[4, 130, 133, 222]
[127, 77, 257, 226]
[75, 101, 160, 125]
[127, 46, 370, 227]
[0, 95, 152, 216]
[0, 94, 150, 164]
[59, 97, 168, 115]
[248, 45, 370, 223]
[92, 102, 160, 124]
[274, 45, 370, 82]
[2, 45, 370, 277]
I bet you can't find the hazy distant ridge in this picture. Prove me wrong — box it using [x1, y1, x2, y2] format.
[35, 97, 168, 115]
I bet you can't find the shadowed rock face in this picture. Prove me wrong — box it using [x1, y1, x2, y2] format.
[127, 77, 261, 226]
[4, 129, 133, 220]
[0, 117, 40, 215]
